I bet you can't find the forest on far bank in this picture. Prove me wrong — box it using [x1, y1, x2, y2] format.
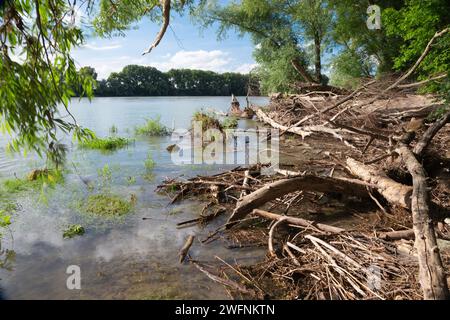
[77, 65, 260, 97]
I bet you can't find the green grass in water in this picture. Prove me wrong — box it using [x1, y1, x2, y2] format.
[63, 224, 85, 239]
[3, 169, 64, 193]
[79, 136, 130, 151]
[144, 152, 156, 170]
[135, 116, 170, 136]
[84, 194, 133, 216]
[221, 117, 238, 129]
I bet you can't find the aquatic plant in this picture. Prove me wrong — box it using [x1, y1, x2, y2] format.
[221, 117, 239, 129]
[63, 224, 85, 239]
[135, 116, 170, 136]
[144, 152, 156, 171]
[84, 194, 132, 216]
[143, 172, 155, 181]
[79, 136, 130, 152]
[126, 176, 137, 185]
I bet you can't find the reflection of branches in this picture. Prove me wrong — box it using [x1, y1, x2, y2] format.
[0, 242, 15, 272]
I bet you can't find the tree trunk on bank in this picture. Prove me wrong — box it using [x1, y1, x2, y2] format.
[314, 34, 322, 84]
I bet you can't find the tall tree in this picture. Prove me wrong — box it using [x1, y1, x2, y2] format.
[193, 0, 318, 93]
[292, 0, 332, 83]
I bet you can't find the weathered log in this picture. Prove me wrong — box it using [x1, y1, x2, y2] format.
[347, 158, 450, 219]
[253, 209, 345, 234]
[226, 175, 371, 227]
[178, 235, 195, 263]
[396, 144, 449, 300]
[346, 158, 413, 209]
[413, 111, 450, 157]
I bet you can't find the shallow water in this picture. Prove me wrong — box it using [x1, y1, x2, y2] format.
[0, 96, 269, 299]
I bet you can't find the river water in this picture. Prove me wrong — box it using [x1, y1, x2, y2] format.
[0, 96, 269, 299]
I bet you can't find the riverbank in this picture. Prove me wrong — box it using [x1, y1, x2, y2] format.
[161, 84, 450, 300]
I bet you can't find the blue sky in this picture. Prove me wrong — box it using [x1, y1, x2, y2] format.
[72, 10, 258, 80]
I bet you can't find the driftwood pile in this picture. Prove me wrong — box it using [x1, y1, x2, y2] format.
[158, 30, 450, 300]
[157, 87, 450, 299]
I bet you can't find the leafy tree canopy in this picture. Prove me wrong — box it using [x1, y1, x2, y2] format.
[0, 0, 95, 162]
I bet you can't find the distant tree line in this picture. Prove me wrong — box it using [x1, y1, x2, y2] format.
[77, 65, 260, 97]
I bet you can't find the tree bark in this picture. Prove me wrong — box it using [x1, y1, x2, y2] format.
[314, 33, 322, 83]
[396, 144, 449, 300]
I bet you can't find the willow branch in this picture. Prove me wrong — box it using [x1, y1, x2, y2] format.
[142, 0, 171, 55]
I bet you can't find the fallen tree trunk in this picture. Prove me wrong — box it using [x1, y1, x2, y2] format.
[346, 158, 413, 209]
[226, 175, 371, 227]
[253, 209, 345, 234]
[395, 144, 449, 300]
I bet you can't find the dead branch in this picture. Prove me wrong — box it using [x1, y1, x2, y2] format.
[279, 80, 377, 134]
[178, 235, 195, 263]
[254, 107, 354, 144]
[192, 261, 257, 295]
[413, 111, 450, 157]
[398, 74, 448, 89]
[268, 217, 288, 257]
[253, 209, 345, 234]
[386, 28, 450, 91]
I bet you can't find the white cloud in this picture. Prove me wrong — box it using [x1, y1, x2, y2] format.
[82, 42, 122, 51]
[234, 63, 258, 74]
[77, 50, 257, 79]
[148, 50, 232, 72]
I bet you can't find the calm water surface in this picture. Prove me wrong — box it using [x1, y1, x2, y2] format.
[0, 96, 268, 299]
